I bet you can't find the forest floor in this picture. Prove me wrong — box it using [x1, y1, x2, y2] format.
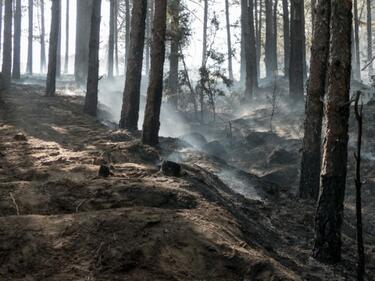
[0, 81, 375, 280]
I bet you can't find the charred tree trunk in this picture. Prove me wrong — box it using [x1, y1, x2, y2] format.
[145, 0, 151, 76]
[56, 0, 62, 78]
[75, 0, 93, 84]
[27, 0, 34, 75]
[367, 0, 373, 76]
[225, 0, 234, 81]
[354, 92, 365, 281]
[142, 0, 168, 146]
[354, 0, 361, 80]
[119, 0, 147, 130]
[289, 0, 304, 100]
[40, 0, 46, 73]
[124, 0, 130, 69]
[12, 0, 22, 80]
[202, 0, 208, 66]
[313, 0, 352, 264]
[299, 0, 330, 200]
[46, 0, 61, 97]
[1, 0, 12, 90]
[241, 0, 257, 98]
[108, 0, 115, 79]
[168, 0, 180, 107]
[84, 0, 102, 116]
[64, 0, 70, 74]
[282, 0, 290, 77]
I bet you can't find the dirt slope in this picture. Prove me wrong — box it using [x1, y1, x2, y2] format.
[0, 85, 374, 281]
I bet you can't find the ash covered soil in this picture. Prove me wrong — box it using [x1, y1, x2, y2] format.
[0, 83, 375, 281]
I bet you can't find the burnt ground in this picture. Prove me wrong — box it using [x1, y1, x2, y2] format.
[0, 82, 374, 280]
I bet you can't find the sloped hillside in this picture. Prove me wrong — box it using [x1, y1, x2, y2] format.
[0, 85, 374, 280]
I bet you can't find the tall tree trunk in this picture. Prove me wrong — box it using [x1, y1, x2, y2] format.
[1, 0, 12, 90]
[202, 0, 208, 66]
[272, 0, 278, 76]
[354, 0, 361, 80]
[367, 0, 373, 76]
[46, 0, 61, 96]
[108, 0, 115, 79]
[27, 0, 33, 75]
[40, 0, 46, 73]
[114, 0, 119, 75]
[74, 0, 93, 84]
[119, 0, 147, 130]
[256, 0, 263, 80]
[0, 0, 3, 61]
[289, 0, 304, 100]
[12, 0, 21, 80]
[64, 0, 69, 74]
[241, 0, 257, 98]
[225, 0, 234, 80]
[168, 0, 180, 107]
[124, 0, 130, 70]
[249, 0, 259, 88]
[84, 0, 102, 116]
[265, 0, 274, 79]
[142, 0, 168, 146]
[56, 0, 61, 78]
[313, 0, 352, 264]
[299, 0, 330, 200]
[145, 0, 151, 75]
[282, 0, 290, 77]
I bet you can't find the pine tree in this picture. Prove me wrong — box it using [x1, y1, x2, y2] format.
[142, 0, 168, 146]
[84, 0, 102, 116]
[46, 0, 61, 97]
[313, 0, 352, 264]
[119, 0, 148, 130]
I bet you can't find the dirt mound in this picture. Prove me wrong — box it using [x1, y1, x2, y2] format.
[0, 85, 374, 280]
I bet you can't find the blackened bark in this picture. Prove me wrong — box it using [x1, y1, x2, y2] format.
[1, 0, 12, 89]
[12, 0, 21, 80]
[313, 0, 352, 264]
[282, 0, 290, 77]
[40, 0, 46, 73]
[119, 0, 147, 130]
[289, 0, 304, 100]
[299, 0, 330, 200]
[64, 0, 69, 74]
[84, 0, 102, 116]
[75, 0, 93, 84]
[46, 0, 60, 97]
[108, 0, 115, 79]
[225, 0, 234, 81]
[27, 0, 33, 74]
[168, 0, 180, 107]
[354, 92, 365, 281]
[142, 0, 168, 146]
